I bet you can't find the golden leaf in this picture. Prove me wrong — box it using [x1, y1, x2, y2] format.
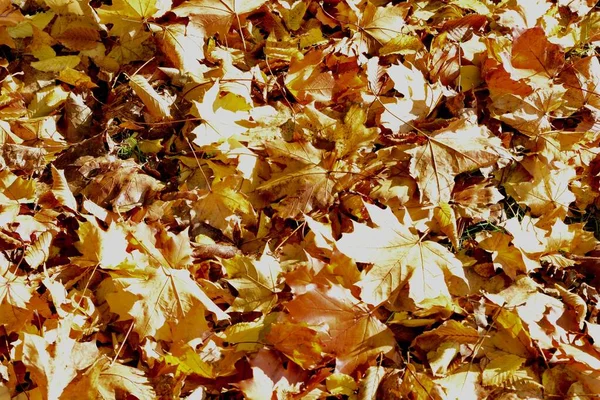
[129, 74, 172, 120]
[336, 202, 468, 308]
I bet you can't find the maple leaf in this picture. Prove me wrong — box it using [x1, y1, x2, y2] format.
[191, 81, 254, 147]
[102, 266, 228, 340]
[258, 139, 364, 218]
[476, 230, 539, 279]
[284, 50, 335, 104]
[489, 84, 568, 136]
[406, 119, 510, 204]
[265, 321, 324, 370]
[106, 29, 154, 64]
[19, 318, 99, 400]
[192, 176, 256, 238]
[336, 202, 468, 308]
[286, 283, 396, 373]
[222, 248, 282, 313]
[379, 61, 444, 133]
[563, 56, 600, 111]
[97, 0, 171, 37]
[359, 2, 408, 45]
[0, 274, 33, 309]
[74, 217, 130, 269]
[341, 1, 409, 54]
[505, 157, 576, 222]
[128, 222, 194, 269]
[172, 0, 267, 39]
[304, 104, 379, 161]
[154, 22, 205, 75]
[496, 0, 552, 29]
[3, 0, 600, 395]
[62, 356, 157, 399]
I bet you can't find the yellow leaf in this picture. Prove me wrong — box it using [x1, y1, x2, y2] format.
[20, 319, 99, 400]
[280, 1, 307, 31]
[266, 321, 323, 369]
[434, 202, 459, 250]
[336, 202, 468, 308]
[459, 65, 482, 91]
[476, 230, 538, 279]
[164, 343, 215, 378]
[155, 22, 205, 74]
[220, 316, 270, 353]
[61, 356, 156, 399]
[30, 55, 80, 72]
[358, 366, 387, 400]
[407, 119, 509, 203]
[58, 68, 96, 89]
[193, 177, 256, 238]
[326, 373, 357, 397]
[104, 266, 228, 340]
[129, 74, 172, 120]
[51, 165, 77, 211]
[0, 274, 33, 308]
[157, 226, 194, 269]
[74, 218, 130, 269]
[28, 85, 69, 118]
[379, 33, 424, 56]
[50, 15, 100, 51]
[2, 173, 36, 202]
[428, 341, 459, 376]
[361, 2, 408, 45]
[238, 349, 304, 400]
[482, 353, 526, 387]
[223, 249, 282, 313]
[435, 365, 482, 400]
[97, 0, 171, 37]
[24, 230, 53, 270]
[107, 30, 153, 64]
[506, 158, 576, 222]
[191, 82, 253, 146]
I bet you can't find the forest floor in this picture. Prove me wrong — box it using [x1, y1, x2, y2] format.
[1, 0, 600, 399]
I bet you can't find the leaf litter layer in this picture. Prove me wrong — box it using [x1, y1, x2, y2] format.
[1, 0, 600, 398]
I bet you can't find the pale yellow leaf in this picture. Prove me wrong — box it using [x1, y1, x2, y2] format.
[129, 74, 172, 120]
[30, 55, 80, 72]
[51, 165, 77, 211]
[482, 354, 526, 386]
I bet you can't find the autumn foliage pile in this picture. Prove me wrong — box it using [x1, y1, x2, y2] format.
[2, 0, 600, 398]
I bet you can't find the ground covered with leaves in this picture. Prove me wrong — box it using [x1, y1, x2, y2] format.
[1, 0, 600, 398]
